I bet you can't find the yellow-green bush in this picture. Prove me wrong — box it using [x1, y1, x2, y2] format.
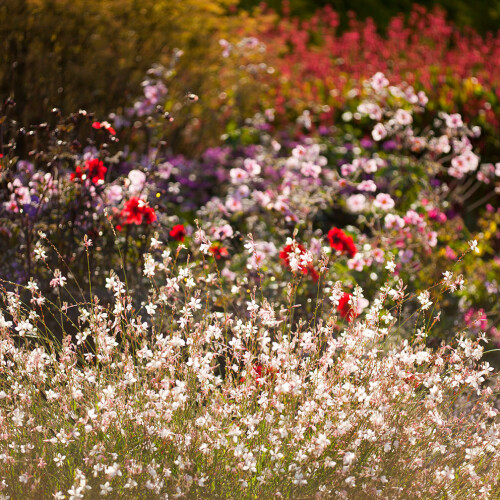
[0, 0, 240, 124]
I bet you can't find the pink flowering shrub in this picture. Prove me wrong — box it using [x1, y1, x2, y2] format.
[0, 67, 499, 343]
[252, 5, 500, 154]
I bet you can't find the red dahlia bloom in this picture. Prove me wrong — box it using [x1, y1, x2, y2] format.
[328, 227, 357, 258]
[170, 224, 186, 241]
[279, 243, 319, 282]
[209, 243, 229, 259]
[142, 206, 157, 225]
[70, 158, 107, 184]
[85, 158, 107, 184]
[337, 292, 358, 322]
[120, 197, 156, 226]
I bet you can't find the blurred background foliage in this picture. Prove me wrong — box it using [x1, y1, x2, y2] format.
[241, 0, 500, 35]
[2, 0, 500, 154]
[0, 0, 241, 121]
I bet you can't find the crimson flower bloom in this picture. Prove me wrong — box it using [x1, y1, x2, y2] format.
[120, 197, 156, 226]
[209, 243, 229, 259]
[142, 206, 157, 225]
[70, 158, 107, 184]
[70, 165, 86, 182]
[279, 243, 319, 282]
[328, 227, 357, 258]
[240, 364, 277, 386]
[92, 121, 116, 135]
[86, 158, 107, 184]
[337, 292, 358, 322]
[170, 224, 186, 241]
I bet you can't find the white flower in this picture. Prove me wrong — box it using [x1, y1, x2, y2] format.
[418, 291, 432, 310]
[343, 451, 356, 466]
[372, 123, 387, 141]
[468, 240, 479, 253]
[100, 482, 112, 495]
[54, 454, 66, 467]
[104, 463, 122, 479]
[385, 259, 396, 273]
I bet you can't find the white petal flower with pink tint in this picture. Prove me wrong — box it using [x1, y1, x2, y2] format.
[373, 193, 395, 211]
[128, 169, 146, 194]
[346, 194, 367, 213]
[384, 213, 405, 229]
[225, 196, 243, 212]
[341, 163, 356, 176]
[418, 90, 428, 106]
[347, 254, 365, 271]
[292, 145, 307, 159]
[50, 269, 67, 288]
[395, 109, 413, 126]
[229, 168, 249, 183]
[363, 159, 379, 173]
[372, 247, 385, 263]
[372, 123, 387, 141]
[445, 113, 463, 128]
[426, 231, 438, 247]
[357, 180, 377, 192]
[243, 158, 261, 176]
[300, 162, 322, 178]
[370, 72, 389, 91]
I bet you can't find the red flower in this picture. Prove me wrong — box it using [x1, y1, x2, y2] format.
[240, 364, 277, 386]
[70, 165, 86, 182]
[92, 121, 116, 135]
[122, 198, 143, 225]
[142, 206, 157, 225]
[209, 243, 229, 259]
[337, 292, 358, 322]
[328, 227, 357, 258]
[70, 158, 107, 184]
[279, 243, 319, 282]
[170, 224, 186, 241]
[85, 158, 107, 184]
[120, 197, 156, 226]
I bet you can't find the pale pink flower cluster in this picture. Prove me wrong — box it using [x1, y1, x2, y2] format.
[1, 242, 499, 499]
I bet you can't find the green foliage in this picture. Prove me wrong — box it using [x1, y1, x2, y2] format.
[0, 0, 236, 125]
[240, 0, 500, 35]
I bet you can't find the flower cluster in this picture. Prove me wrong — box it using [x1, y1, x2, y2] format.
[328, 227, 357, 258]
[118, 197, 156, 228]
[70, 158, 107, 185]
[0, 242, 498, 498]
[279, 241, 319, 281]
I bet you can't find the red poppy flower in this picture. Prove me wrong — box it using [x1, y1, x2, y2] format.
[328, 228, 357, 258]
[170, 224, 186, 241]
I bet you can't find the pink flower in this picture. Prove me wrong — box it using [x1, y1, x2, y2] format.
[374, 193, 395, 211]
[394, 109, 413, 125]
[372, 123, 387, 141]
